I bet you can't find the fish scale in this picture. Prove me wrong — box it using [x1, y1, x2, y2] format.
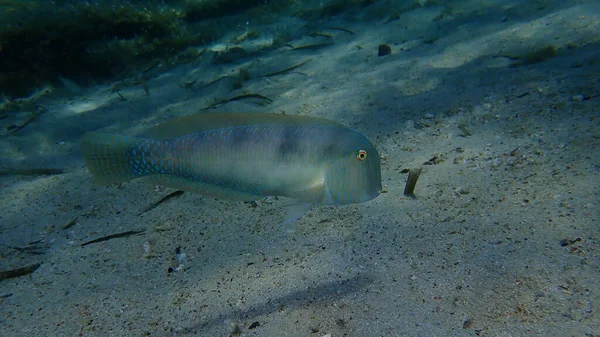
[82, 113, 381, 205]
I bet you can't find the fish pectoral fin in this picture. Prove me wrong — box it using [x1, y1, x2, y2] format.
[285, 180, 324, 203]
[280, 201, 313, 226]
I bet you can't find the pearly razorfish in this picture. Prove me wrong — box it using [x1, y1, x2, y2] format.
[82, 113, 381, 220]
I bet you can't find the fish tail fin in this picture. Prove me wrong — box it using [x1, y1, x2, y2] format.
[81, 132, 149, 184]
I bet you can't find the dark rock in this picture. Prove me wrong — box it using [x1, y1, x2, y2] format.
[378, 44, 391, 56]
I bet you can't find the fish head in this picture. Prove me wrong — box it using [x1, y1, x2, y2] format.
[322, 135, 382, 205]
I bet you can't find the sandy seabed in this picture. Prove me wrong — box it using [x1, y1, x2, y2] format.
[1, 1, 599, 336]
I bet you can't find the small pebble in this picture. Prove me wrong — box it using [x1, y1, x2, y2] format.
[378, 44, 391, 56]
[177, 251, 186, 264]
[456, 187, 470, 195]
[560, 238, 581, 247]
[570, 94, 586, 102]
[142, 241, 151, 258]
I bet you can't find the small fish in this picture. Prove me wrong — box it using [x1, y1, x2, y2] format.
[81, 113, 381, 220]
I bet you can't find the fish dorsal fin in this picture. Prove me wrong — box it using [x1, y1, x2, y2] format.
[141, 112, 343, 139]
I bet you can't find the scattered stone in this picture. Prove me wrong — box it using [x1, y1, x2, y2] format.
[559, 238, 581, 247]
[403, 167, 422, 196]
[378, 44, 392, 56]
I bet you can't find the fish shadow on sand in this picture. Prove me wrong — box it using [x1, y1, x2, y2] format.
[175, 273, 373, 335]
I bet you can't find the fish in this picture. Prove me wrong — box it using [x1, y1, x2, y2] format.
[81, 113, 381, 220]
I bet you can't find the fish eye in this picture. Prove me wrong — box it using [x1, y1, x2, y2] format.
[357, 150, 367, 161]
